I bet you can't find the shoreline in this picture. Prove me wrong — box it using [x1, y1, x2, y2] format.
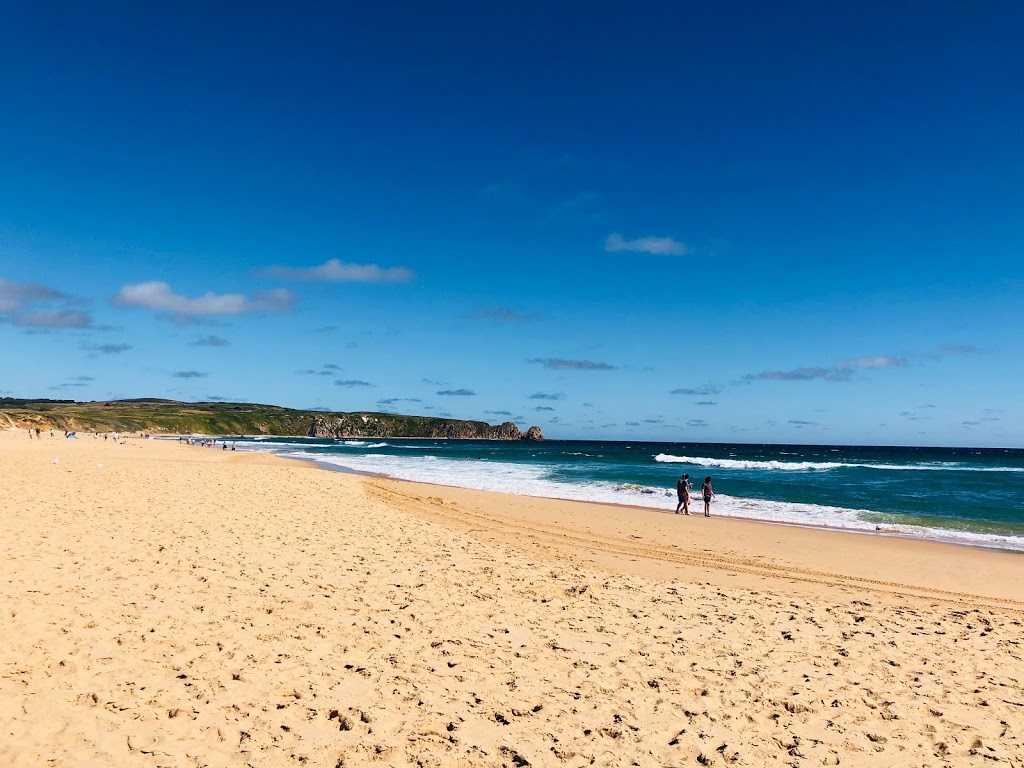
[198, 443, 1024, 607]
[244, 443, 1024, 557]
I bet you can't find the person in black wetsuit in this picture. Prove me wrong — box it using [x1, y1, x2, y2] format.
[675, 473, 692, 515]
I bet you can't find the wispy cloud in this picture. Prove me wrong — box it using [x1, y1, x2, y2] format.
[378, 397, 423, 404]
[258, 259, 413, 283]
[484, 410, 512, 416]
[465, 304, 539, 322]
[114, 281, 295, 317]
[437, 388, 476, 396]
[86, 343, 133, 355]
[192, 335, 230, 347]
[788, 419, 815, 426]
[0, 279, 92, 328]
[173, 370, 207, 378]
[695, 400, 718, 406]
[12, 310, 91, 329]
[528, 392, 564, 400]
[899, 411, 929, 421]
[836, 356, 906, 370]
[939, 344, 979, 355]
[742, 367, 851, 382]
[670, 385, 721, 396]
[687, 419, 707, 427]
[534, 406, 555, 411]
[0, 278, 68, 312]
[553, 190, 602, 219]
[334, 379, 374, 388]
[299, 364, 341, 376]
[530, 358, 617, 371]
[744, 352, 910, 384]
[605, 233, 688, 256]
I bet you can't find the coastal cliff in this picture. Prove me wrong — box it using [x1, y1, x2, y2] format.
[307, 415, 542, 440]
[0, 398, 544, 440]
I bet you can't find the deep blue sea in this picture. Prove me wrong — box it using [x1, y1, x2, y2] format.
[232, 438, 1024, 552]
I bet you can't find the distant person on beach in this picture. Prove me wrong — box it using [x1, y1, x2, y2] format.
[701, 476, 715, 516]
[675, 473, 692, 515]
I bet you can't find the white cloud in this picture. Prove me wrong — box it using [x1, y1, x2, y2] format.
[258, 259, 414, 283]
[605, 233, 688, 256]
[113, 281, 295, 317]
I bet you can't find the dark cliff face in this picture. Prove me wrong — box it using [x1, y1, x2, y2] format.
[307, 415, 544, 440]
[492, 422, 522, 440]
[308, 415, 393, 438]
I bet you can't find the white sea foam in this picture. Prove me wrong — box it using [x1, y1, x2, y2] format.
[656, 454, 847, 471]
[255, 447, 1024, 552]
[654, 454, 1024, 473]
[235, 440, 306, 449]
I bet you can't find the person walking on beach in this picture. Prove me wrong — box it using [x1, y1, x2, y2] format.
[701, 476, 715, 516]
[675, 473, 692, 515]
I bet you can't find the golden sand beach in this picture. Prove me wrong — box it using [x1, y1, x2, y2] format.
[1, 430, 1022, 766]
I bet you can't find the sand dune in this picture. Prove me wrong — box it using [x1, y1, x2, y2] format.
[1, 431, 1022, 766]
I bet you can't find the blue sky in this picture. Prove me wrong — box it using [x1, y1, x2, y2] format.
[1, 2, 1022, 446]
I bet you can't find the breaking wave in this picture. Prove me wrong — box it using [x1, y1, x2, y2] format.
[654, 454, 1024, 473]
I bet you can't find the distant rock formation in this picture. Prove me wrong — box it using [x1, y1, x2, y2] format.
[524, 426, 544, 441]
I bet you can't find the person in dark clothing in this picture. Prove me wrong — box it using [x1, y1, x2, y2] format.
[675, 473, 692, 515]
[701, 476, 715, 516]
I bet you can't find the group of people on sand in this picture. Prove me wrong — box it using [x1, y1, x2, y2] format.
[179, 436, 235, 450]
[675, 473, 715, 516]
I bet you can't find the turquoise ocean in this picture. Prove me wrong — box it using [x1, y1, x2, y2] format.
[231, 438, 1024, 552]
